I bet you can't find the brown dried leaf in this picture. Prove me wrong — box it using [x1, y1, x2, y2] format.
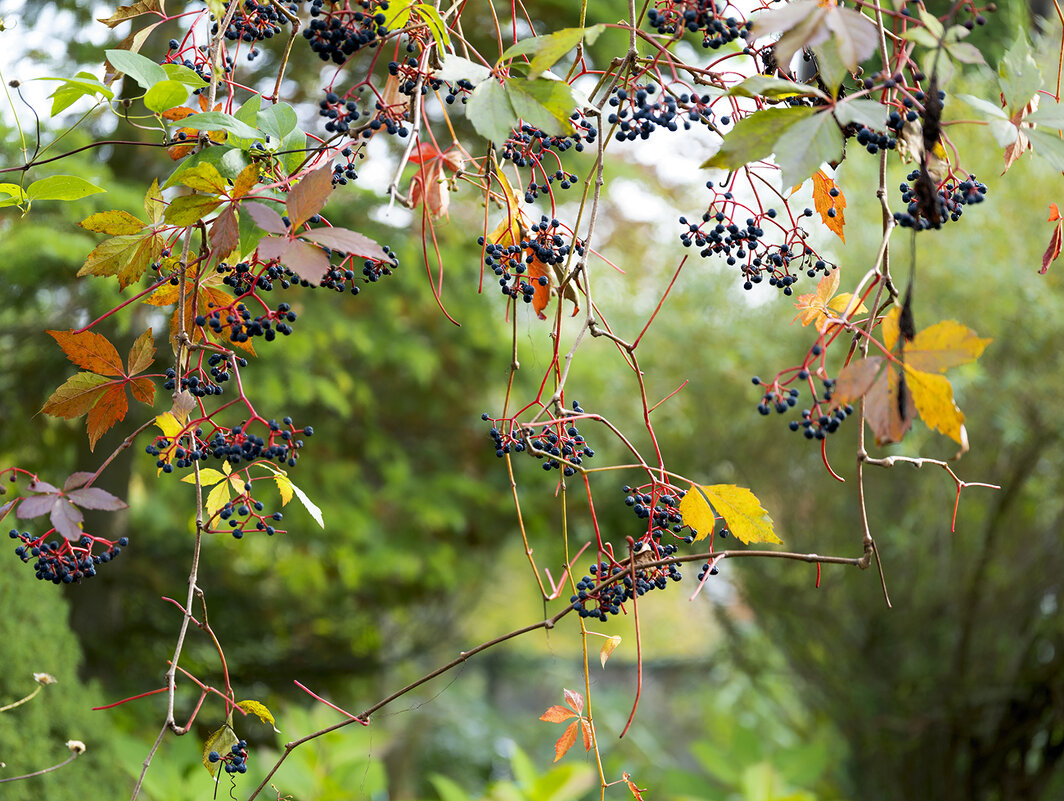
[286, 162, 334, 230]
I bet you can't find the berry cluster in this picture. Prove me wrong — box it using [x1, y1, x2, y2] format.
[301, 0, 390, 64]
[571, 545, 684, 621]
[199, 300, 298, 345]
[682, 189, 830, 294]
[10, 530, 128, 584]
[484, 404, 595, 476]
[622, 484, 693, 542]
[646, 0, 752, 49]
[607, 85, 717, 141]
[387, 58, 445, 98]
[894, 172, 987, 230]
[215, 1, 296, 46]
[500, 119, 597, 171]
[318, 89, 362, 135]
[145, 417, 312, 472]
[207, 740, 249, 774]
[218, 496, 285, 539]
[853, 124, 897, 155]
[479, 215, 583, 307]
[754, 372, 853, 440]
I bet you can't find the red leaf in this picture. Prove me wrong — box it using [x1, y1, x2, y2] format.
[563, 688, 584, 716]
[66, 487, 127, 511]
[286, 162, 334, 230]
[540, 705, 578, 723]
[48, 330, 125, 375]
[299, 227, 391, 261]
[257, 235, 292, 263]
[579, 718, 593, 751]
[407, 142, 441, 164]
[553, 720, 579, 762]
[86, 384, 128, 451]
[210, 205, 240, 260]
[528, 256, 551, 319]
[245, 202, 287, 235]
[1042, 220, 1062, 274]
[50, 498, 84, 541]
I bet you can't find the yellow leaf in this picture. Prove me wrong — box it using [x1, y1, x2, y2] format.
[154, 411, 184, 439]
[230, 163, 259, 199]
[487, 163, 524, 247]
[205, 480, 231, 520]
[678, 485, 717, 542]
[79, 210, 146, 235]
[905, 365, 966, 443]
[907, 320, 992, 373]
[273, 474, 294, 506]
[237, 699, 279, 732]
[794, 270, 866, 332]
[881, 306, 900, 352]
[176, 162, 228, 195]
[144, 178, 165, 224]
[181, 468, 227, 487]
[600, 635, 621, 668]
[698, 484, 780, 545]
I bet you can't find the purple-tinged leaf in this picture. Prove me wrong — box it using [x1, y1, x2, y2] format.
[286, 162, 334, 230]
[67, 487, 128, 511]
[64, 472, 96, 491]
[17, 494, 57, 519]
[27, 480, 60, 494]
[257, 235, 292, 262]
[300, 227, 391, 262]
[244, 202, 287, 235]
[282, 239, 331, 284]
[51, 499, 85, 541]
[0, 499, 16, 524]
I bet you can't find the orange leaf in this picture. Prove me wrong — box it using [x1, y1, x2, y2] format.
[579, 718, 593, 752]
[553, 720, 579, 762]
[528, 256, 551, 319]
[622, 772, 646, 801]
[540, 705, 578, 723]
[86, 384, 128, 451]
[792, 270, 864, 331]
[563, 688, 584, 716]
[812, 169, 845, 242]
[1050, 203, 1061, 222]
[129, 376, 156, 406]
[48, 330, 125, 376]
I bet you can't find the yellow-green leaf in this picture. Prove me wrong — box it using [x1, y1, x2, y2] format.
[176, 161, 229, 195]
[79, 210, 146, 235]
[237, 699, 279, 732]
[202, 724, 239, 778]
[273, 474, 293, 506]
[697, 484, 779, 545]
[164, 195, 222, 226]
[154, 411, 184, 439]
[144, 178, 165, 224]
[678, 485, 717, 543]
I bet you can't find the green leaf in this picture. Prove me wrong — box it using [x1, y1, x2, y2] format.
[812, 40, 847, 96]
[945, 41, 985, 65]
[105, 48, 167, 89]
[900, 26, 940, 49]
[257, 102, 299, 144]
[429, 774, 470, 801]
[701, 106, 815, 171]
[696, 484, 779, 545]
[917, 8, 945, 40]
[0, 183, 29, 207]
[144, 80, 188, 113]
[412, 4, 451, 49]
[202, 724, 239, 778]
[958, 94, 1016, 147]
[39, 72, 114, 116]
[999, 31, 1041, 112]
[500, 25, 604, 79]
[161, 63, 209, 87]
[178, 112, 261, 141]
[505, 79, 576, 136]
[163, 146, 252, 189]
[163, 195, 222, 226]
[466, 79, 516, 143]
[773, 111, 844, 188]
[727, 76, 826, 100]
[237, 699, 280, 732]
[280, 126, 308, 173]
[434, 55, 493, 87]
[27, 175, 105, 202]
[833, 98, 887, 130]
[1027, 103, 1064, 128]
[1026, 128, 1064, 171]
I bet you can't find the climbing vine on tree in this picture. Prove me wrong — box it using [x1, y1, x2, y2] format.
[0, 0, 1058, 797]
